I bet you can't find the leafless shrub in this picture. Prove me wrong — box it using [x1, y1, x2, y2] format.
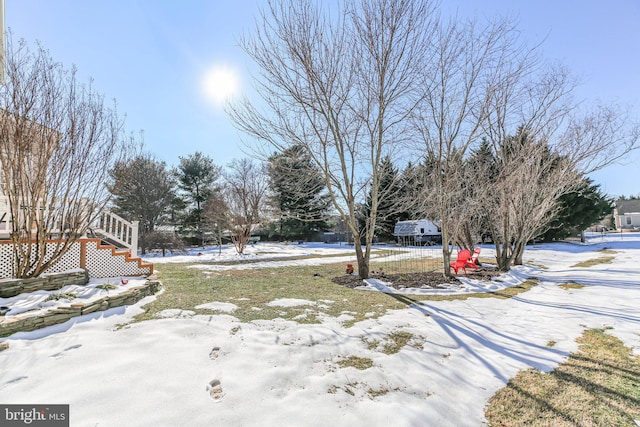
[0, 36, 129, 277]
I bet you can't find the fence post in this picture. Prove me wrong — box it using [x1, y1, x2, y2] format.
[80, 239, 87, 270]
[130, 221, 139, 257]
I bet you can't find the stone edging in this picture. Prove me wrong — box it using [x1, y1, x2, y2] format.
[0, 279, 161, 338]
[0, 270, 90, 298]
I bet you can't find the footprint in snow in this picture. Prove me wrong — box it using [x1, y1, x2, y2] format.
[0, 375, 28, 390]
[50, 344, 82, 359]
[207, 379, 225, 401]
[209, 346, 221, 360]
[6, 376, 28, 385]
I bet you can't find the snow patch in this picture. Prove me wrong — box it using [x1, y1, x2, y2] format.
[266, 298, 316, 307]
[195, 302, 238, 312]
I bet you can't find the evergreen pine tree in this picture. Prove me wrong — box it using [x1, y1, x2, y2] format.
[174, 152, 221, 245]
[541, 178, 613, 241]
[266, 145, 331, 240]
[108, 154, 176, 234]
[359, 156, 404, 242]
[108, 154, 178, 254]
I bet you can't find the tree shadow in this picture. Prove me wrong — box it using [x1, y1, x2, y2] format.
[511, 295, 640, 324]
[417, 302, 568, 382]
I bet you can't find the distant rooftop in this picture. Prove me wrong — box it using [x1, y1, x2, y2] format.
[615, 199, 640, 214]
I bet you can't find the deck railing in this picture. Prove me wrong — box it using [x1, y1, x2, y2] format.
[0, 195, 139, 257]
[90, 210, 139, 257]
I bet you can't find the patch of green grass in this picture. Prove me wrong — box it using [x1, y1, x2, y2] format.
[363, 337, 380, 351]
[343, 382, 359, 396]
[136, 263, 537, 326]
[367, 385, 400, 398]
[362, 330, 420, 354]
[382, 331, 415, 355]
[546, 340, 557, 347]
[330, 381, 401, 399]
[336, 355, 374, 370]
[414, 278, 539, 302]
[559, 283, 586, 290]
[137, 263, 408, 325]
[485, 328, 640, 426]
[571, 256, 615, 268]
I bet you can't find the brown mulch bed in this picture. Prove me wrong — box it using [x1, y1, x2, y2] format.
[331, 268, 505, 291]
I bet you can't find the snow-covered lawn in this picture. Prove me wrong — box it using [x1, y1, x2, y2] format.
[1, 234, 639, 426]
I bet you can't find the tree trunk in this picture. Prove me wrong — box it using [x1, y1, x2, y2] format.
[353, 234, 370, 279]
[513, 240, 525, 266]
[357, 255, 370, 279]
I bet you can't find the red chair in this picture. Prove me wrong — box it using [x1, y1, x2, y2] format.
[450, 249, 471, 274]
[465, 247, 481, 270]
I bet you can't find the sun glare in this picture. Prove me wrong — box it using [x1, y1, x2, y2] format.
[203, 65, 240, 107]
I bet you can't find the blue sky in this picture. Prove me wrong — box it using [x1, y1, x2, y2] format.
[6, 0, 640, 197]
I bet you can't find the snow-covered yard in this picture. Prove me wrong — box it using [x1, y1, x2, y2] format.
[0, 234, 639, 426]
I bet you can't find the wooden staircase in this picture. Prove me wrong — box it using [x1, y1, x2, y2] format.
[80, 238, 153, 278]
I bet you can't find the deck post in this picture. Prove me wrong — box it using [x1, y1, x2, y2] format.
[130, 221, 139, 257]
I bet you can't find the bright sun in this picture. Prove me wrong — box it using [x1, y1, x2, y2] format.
[203, 65, 240, 107]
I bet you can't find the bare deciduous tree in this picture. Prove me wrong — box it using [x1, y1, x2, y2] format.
[229, 0, 436, 278]
[481, 57, 639, 271]
[411, 16, 525, 276]
[412, 10, 639, 275]
[0, 36, 128, 278]
[487, 131, 580, 269]
[202, 197, 230, 255]
[224, 158, 268, 255]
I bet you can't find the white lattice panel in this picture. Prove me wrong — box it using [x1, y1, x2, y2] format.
[84, 240, 151, 278]
[0, 243, 13, 278]
[44, 244, 81, 274]
[0, 239, 151, 279]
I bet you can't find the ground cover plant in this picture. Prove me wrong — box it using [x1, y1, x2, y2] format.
[45, 292, 78, 302]
[559, 283, 586, 290]
[571, 256, 616, 268]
